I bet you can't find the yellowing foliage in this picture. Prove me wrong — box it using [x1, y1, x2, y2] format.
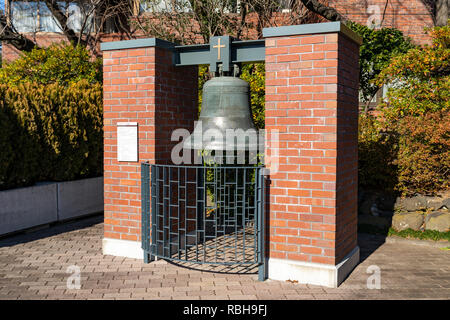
[0, 81, 103, 190]
[0, 43, 102, 86]
[360, 23, 450, 195]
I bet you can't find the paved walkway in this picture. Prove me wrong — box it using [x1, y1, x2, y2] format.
[0, 215, 448, 300]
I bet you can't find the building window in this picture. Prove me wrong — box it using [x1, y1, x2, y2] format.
[139, 0, 192, 13]
[11, 1, 39, 33]
[10, 1, 94, 33]
[40, 2, 64, 32]
[66, 2, 95, 33]
[139, 0, 243, 14]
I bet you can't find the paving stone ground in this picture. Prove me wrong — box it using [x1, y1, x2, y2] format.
[0, 215, 448, 300]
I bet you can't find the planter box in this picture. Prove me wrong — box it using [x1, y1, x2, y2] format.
[0, 177, 103, 236]
[57, 177, 103, 221]
[0, 184, 58, 236]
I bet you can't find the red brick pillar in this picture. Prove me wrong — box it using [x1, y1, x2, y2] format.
[264, 22, 361, 287]
[101, 39, 198, 258]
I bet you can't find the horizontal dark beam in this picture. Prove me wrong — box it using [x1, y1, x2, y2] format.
[174, 39, 265, 67]
[232, 40, 266, 63]
[173, 44, 210, 66]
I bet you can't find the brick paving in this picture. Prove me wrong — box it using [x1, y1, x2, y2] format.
[0, 215, 448, 300]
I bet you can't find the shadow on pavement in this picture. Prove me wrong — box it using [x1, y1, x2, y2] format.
[0, 214, 103, 248]
[357, 232, 386, 263]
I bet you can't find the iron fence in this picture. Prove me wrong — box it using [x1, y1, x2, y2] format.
[141, 163, 266, 280]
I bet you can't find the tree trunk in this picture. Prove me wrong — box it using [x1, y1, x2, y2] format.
[300, 0, 346, 22]
[436, 0, 449, 26]
[43, 0, 85, 46]
[0, 15, 37, 52]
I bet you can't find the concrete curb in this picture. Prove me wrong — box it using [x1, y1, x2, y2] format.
[385, 235, 450, 249]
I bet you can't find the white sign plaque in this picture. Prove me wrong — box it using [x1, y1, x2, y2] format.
[117, 122, 138, 162]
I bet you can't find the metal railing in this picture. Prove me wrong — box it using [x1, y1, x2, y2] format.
[141, 163, 266, 280]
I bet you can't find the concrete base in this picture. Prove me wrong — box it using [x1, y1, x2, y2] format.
[268, 246, 360, 288]
[103, 231, 199, 260]
[102, 238, 144, 260]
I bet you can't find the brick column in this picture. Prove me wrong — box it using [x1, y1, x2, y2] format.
[263, 22, 361, 287]
[101, 39, 198, 258]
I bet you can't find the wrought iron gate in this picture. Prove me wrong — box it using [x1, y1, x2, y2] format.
[141, 163, 266, 280]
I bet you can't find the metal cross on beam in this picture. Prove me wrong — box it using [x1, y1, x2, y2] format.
[213, 38, 226, 60]
[210, 36, 231, 72]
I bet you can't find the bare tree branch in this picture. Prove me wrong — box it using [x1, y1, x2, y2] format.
[134, 0, 326, 44]
[1, 0, 135, 55]
[0, 11, 37, 52]
[435, 0, 449, 26]
[235, 1, 248, 40]
[299, 0, 346, 22]
[380, 0, 390, 27]
[43, 0, 84, 45]
[419, 0, 449, 26]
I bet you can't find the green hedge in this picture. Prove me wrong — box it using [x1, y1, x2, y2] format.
[347, 22, 414, 103]
[0, 80, 103, 190]
[358, 112, 450, 196]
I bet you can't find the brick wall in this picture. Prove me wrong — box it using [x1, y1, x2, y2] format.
[265, 30, 359, 266]
[335, 35, 360, 262]
[103, 44, 198, 242]
[2, 33, 67, 62]
[329, 0, 434, 45]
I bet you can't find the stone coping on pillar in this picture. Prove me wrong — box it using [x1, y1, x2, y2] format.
[263, 21, 362, 45]
[100, 37, 175, 51]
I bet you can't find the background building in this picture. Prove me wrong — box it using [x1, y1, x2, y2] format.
[1, 0, 440, 63]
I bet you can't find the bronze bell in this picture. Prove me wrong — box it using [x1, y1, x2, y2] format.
[183, 76, 258, 151]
